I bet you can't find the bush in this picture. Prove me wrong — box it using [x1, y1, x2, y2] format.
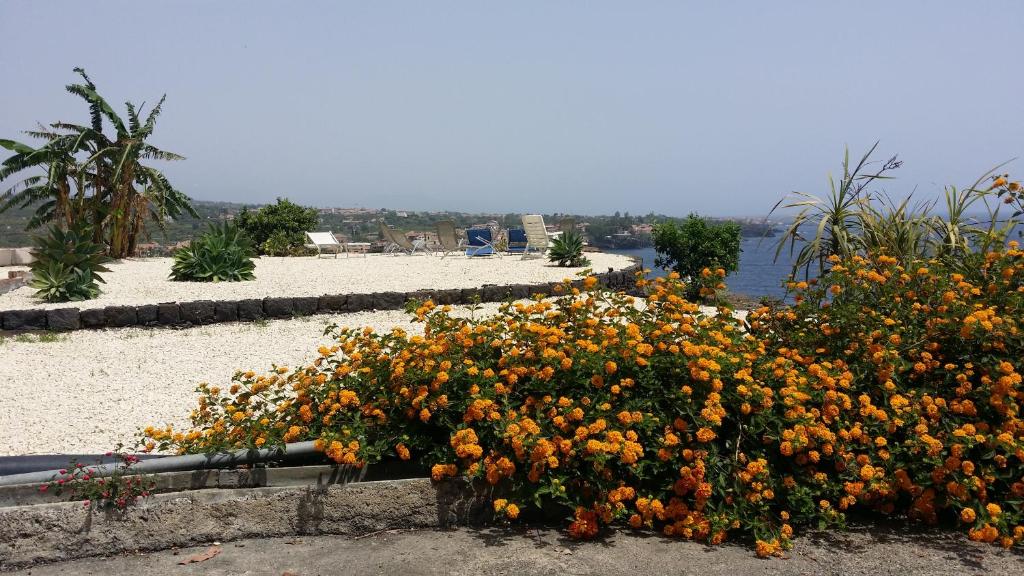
[652, 215, 740, 299]
[29, 224, 110, 302]
[548, 230, 590, 267]
[170, 221, 256, 282]
[144, 246, 1024, 555]
[236, 198, 318, 255]
[770, 146, 1023, 278]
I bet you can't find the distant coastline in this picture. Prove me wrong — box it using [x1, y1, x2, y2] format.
[0, 199, 779, 251]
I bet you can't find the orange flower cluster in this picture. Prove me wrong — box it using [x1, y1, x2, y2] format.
[144, 244, 1023, 556]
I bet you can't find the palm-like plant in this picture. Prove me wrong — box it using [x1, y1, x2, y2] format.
[770, 143, 900, 278]
[0, 68, 196, 258]
[773, 145, 1021, 279]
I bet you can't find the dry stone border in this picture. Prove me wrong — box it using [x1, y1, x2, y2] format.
[0, 262, 641, 333]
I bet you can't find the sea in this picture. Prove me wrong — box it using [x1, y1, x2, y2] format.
[608, 223, 1024, 300]
[607, 237, 801, 300]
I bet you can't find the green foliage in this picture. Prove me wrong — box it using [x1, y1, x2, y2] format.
[548, 230, 590, 267]
[0, 68, 195, 258]
[29, 224, 110, 302]
[770, 144, 1021, 279]
[261, 230, 294, 256]
[170, 221, 256, 282]
[236, 198, 318, 256]
[652, 214, 741, 299]
[40, 452, 156, 511]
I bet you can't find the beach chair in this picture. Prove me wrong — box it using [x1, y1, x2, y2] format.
[520, 214, 549, 259]
[379, 222, 425, 255]
[465, 228, 501, 257]
[305, 231, 343, 258]
[436, 220, 464, 258]
[506, 228, 528, 254]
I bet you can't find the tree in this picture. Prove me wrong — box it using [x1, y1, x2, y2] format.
[652, 214, 741, 300]
[236, 198, 319, 255]
[0, 68, 195, 258]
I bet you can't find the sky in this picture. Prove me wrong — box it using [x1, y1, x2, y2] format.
[1, 1, 1022, 217]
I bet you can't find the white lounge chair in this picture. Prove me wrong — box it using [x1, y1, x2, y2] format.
[306, 231, 366, 258]
[521, 214, 549, 259]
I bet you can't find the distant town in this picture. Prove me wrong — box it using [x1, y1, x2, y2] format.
[0, 200, 778, 253]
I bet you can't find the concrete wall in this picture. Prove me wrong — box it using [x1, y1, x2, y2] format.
[0, 471, 490, 570]
[0, 248, 34, 267]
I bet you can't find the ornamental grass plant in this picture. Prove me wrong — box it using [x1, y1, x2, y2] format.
[144, 244, 1023, 556]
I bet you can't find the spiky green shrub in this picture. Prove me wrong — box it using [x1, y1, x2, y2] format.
[770, 144, 1021, 279]
[170, 221, 256, 282]
[29, 224, 110, 302]
[548, 230, 590, 267]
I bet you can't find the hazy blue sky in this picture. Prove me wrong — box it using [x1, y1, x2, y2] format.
[2, 1, 1022, 216]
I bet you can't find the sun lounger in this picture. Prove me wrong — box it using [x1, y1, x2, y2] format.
[379, 222, 425, 255]
[436, 220, 464, 258]
[465, 228, 501, 257]
[520, 214, 549, 259]
[506, 228, 528, 254]
[305, 231, 367, 258]
[305, 231, 343, 258]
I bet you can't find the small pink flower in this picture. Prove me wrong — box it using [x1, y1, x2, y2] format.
[38, 485, 48, 492]
[59, 469, 67, 474]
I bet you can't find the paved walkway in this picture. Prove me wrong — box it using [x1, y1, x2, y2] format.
[7, 525, 1023, 575]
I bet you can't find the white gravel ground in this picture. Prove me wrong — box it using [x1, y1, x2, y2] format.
[0, 296, 740, 457]
[0, 304, 516, 456]
[0, 252, 634, 311]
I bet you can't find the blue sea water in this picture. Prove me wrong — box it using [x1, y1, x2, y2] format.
[608, 237, 800, 300]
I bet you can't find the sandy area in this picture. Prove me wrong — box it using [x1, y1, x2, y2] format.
[0, 252, 633, 311]
[0, 304, 513, 456]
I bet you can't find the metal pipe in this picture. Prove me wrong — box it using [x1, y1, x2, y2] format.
[0, 441, 319, 487]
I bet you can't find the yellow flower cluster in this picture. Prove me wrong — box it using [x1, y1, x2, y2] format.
[144, 245, 1023, 556]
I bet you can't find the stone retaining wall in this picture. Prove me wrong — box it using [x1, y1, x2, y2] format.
[0, 474, 490, 569]
[0, 262, 641, 333]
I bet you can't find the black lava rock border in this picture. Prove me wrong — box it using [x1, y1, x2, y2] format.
[0, 260, 641, 333]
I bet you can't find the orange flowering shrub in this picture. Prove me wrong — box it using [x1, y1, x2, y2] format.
[144, 247, 1023, 555]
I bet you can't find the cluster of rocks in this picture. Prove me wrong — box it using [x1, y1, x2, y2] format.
[0, 264, 641, 333]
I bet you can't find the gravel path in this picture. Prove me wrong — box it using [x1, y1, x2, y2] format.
[0, 304, 507, 456]
[0, 252, 633, 311]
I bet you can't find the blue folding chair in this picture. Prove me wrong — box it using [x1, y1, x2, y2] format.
[506, 228, 527, 254]
[465, 228, 501, 257]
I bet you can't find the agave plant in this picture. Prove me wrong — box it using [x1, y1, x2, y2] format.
[548, 230, 590, 267]
[170, 221, 256, 282]
[29, 224, 111, 302]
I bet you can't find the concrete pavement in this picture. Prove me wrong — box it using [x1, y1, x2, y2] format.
[7, 524, 1023, 576]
